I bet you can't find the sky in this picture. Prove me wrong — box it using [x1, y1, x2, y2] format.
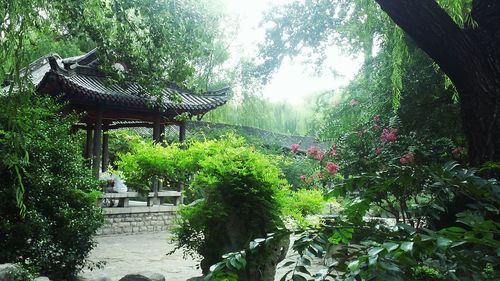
[223, 0, 362, 105]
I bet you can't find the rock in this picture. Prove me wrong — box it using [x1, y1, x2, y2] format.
[0, 263, 21, 281]
[118, 271, 165, 281]
[33, 277, 50, 281]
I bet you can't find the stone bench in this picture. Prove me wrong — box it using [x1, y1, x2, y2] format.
[98, 191, 182, 208]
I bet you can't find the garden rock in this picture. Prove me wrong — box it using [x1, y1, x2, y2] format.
[33, 277, 50, 281]
[0, 264, 21, 281]
[118, 271, 165, 281]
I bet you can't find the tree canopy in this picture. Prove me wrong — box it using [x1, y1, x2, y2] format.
[259, 0, 500, 168]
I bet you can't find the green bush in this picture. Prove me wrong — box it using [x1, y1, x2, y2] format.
[0, 96, 103, 280]
[106, 129, 145, 169]
[118, 136, 289, 278]
[281, 188, 325, 223]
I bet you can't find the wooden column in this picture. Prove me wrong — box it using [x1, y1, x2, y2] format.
[177, 122, 186, 205]
[150, 115, 161, 206]
[153, 116, 161, 142]
[102, 124, 109, 172]
[179, 122, 186, 143]
[84, 125, 93, 168]
[159, 124, 165, 143]
[92, 110, 103, 179]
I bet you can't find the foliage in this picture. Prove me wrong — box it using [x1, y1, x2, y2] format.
[118, 136, 289, 276]
[0, 96, 103, 280]
[257, 0, 472, 108]
[312, 40, 462, 144]
[288, 162, 499, 280]
[205, 95, 313, 136]
[281, 188, 326, 226]
[106, 129, 145, 170]
[1, 0, 231, 213]
[211, 162, 499, 281]
[278, 154, 319, 190]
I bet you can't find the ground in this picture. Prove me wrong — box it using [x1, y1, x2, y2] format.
[79, 231, 310, 281]
[79, 232, 200, 281]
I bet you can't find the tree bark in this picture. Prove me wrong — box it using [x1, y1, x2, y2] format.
[375, 0, 500, 168]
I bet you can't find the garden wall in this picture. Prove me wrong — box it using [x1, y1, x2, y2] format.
[97, 205, 178, 235]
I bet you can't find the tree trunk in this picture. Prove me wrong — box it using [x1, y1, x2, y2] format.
[375, 0, 500, 169]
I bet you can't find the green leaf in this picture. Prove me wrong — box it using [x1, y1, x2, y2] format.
[368, 246, 384, 257]
[437, 237, 452, 249]
[400, 241, 413, 252]
[348, 260, 360, 272]
[383, 242, 399, 252]
[292, 274, 308, 281]
[379, 261, 400, 272]
[280, 261, 295, 268]
[228, 257, 241, 270]
[295, 265, 311, 275]
[280, 271, 292, 281]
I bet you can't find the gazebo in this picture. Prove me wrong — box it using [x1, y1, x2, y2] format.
[20, 49, 229, 209]
[30, 49, 229, 180]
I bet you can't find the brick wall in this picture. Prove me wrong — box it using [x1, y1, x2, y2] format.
[97, 206, 178, 235]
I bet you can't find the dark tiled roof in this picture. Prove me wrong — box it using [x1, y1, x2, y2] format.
[31, 50, 229, 117]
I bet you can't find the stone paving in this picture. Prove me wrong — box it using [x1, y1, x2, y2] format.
[78, 231, 322, 281]
[79, 232, 201, 281]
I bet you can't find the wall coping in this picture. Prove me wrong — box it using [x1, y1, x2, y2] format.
[103, 205, 179, 215]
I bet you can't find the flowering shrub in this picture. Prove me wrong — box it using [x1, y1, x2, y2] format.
[296, 115, 462, 226]
[380, 127, 398, 142]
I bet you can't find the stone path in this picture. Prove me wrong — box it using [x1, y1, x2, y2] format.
[79, 231, 324, 281]
[79, 232, 201, 281]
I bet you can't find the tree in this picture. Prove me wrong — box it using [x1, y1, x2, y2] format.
[1, 0, 229, 212]
[374, 0, 500, 168]
[1, 0, 230, 277]
[259, 0, 500, 168]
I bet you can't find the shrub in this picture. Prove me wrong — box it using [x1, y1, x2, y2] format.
[281, 188, 326, 224]
[118, 136, 289, 280]
[282, 162, 499, 280]
[0, 96, 103, 280]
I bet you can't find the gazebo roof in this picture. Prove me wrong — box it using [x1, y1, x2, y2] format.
[28, 49, 229, 122]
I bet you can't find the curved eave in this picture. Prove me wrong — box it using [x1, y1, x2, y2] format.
[36, 57, 230, 118]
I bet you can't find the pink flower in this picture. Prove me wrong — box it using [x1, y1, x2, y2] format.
[307, 146, 325, 160]
[350, 99, 359, 106]
[299, 175, 306, 181]
[380, 128, 398, 143]
[373, 115, 380, 123]
[316, 151, 325, 161]
[291, 143, 300, 153]
[307, 146, 318, 156]
[326, 162, 339, 175]
[375, 147, 382, 156]
[400, 152, 415, 165]
[330, 144, 337, 157]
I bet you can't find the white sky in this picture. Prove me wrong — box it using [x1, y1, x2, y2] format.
[223, 0, 362, 105]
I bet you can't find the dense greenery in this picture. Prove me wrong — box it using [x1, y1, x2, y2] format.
[202, 1, 499, 280]
[118, 136, 294, 280]
[205, 95, 313, 136]
[1, 0, 499, 280]
[0, 97, 103, 280]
